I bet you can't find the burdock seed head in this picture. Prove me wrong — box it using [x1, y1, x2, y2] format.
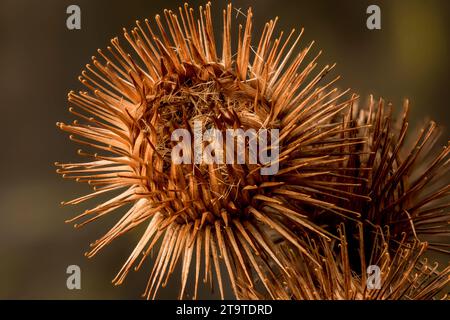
[238, 97, 450, 300]
[56, 3, 359, 299]
[240, 223, 450, 300]
[347, 97, 450, 254]
[55, 2, 449, 300]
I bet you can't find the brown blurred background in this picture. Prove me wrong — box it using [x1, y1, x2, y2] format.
[0, 0, 448, 299]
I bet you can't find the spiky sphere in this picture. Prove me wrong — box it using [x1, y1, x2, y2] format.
[56, 3, 359, 299]
[348, 97, 450, 254]
[56, 2, 449, 300]
[237, 97, 450, 300]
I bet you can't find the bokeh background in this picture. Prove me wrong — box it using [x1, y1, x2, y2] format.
[0, 0, 449, 299]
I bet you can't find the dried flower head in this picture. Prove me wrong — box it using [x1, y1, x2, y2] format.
[347, 97, 449, 254]
[55, 2, 449, 300]
[239, 224, 450, 300]
[56, 3, 361, 299]
[237, 98, 450, 300]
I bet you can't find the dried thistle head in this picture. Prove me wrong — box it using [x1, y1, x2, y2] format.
[56, 3, 359, 299]
[317, 96, 450, 272]
[239, 224, 450, 300]
[348, 97, 450, 254]
[237, 97, 450, 300]
[55, 2, 449, 300]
